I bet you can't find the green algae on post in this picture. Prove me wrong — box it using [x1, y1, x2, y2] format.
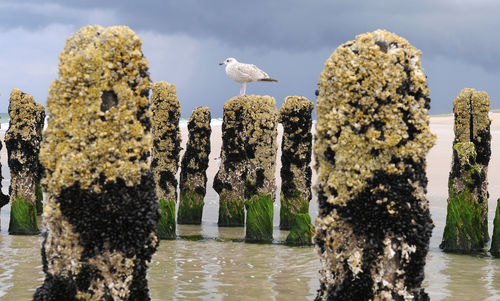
[214, 94, 278, 239]
[213, 97, 248, 226]
[178, 107, 211, 224]
[314, 29, 435, 300]
[244, 95, 278, 242]
[151, 81, 181, 239]
[245, 194, 274, 242]
[9, 196, 38, 234]
[441, 88, 490, 253]
[285, 213, 314, 245]
[5, 88, 45, 235]
[278, 96, 313, 232]
[34, 25, 159, 300]
[157, 198, 176, 236]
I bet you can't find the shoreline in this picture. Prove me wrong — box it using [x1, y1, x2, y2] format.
[1, 113, 500, 227]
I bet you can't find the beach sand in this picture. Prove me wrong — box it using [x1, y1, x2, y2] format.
[2, 113, 500, 300]
[2, 113, 500, 223]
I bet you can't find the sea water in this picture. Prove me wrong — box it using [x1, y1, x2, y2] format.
[1, 115, 500, 300]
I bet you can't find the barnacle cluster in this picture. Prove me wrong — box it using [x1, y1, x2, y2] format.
[213, 94, 278, 239]
[34, 25, 159, 300]
[441, 88, 490, 253]
[314, 29, 435, 300]
[213, 96, 249, 226]
[39, 25, 152, 196]
[5, 88, 45, 234]
[244, 95, 278, 242]
[278, 96, 313, 231]
[150, 81, 181, 239]
[245, 95, 278, 198]
[151, 81, 181, 201]
[178, 106, 211, 224]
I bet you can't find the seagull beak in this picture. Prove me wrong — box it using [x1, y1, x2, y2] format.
[219, 62, 225, 65]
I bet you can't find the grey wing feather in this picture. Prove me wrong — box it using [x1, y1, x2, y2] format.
[236, 63, 269, 81]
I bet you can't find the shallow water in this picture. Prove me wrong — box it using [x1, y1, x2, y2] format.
[2, 119, 500, 300]
[1, 191, 500, 300]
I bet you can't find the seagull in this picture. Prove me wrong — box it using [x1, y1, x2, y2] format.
[219, 57, 278, 96]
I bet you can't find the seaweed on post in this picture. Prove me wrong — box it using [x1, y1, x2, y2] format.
[151, 81, 181, 239]
[178, 107, 211, 224]
[440, 88, 490, 253]
[314, 29, 435, 300]
[244, 95, 278, 243]
[277, 96, 314, 245]
[34, 25, 159, 300]
[5, 88, 45, 235]
[213, 97, 248, 226]
[285, 213, 314, 246]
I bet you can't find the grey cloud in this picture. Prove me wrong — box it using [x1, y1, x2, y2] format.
[2, 0, 499, 71]
[0, 0, 498, 115]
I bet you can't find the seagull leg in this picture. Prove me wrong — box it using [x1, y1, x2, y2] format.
[243, 82, 247, 95]
[239, 83, 243, 96]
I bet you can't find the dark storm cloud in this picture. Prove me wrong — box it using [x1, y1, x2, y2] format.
[1, 0, 499, 70]
[1, 0, 499, 115]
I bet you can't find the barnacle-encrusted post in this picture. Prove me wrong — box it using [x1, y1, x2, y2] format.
[178, 107, 211, 224]
[151, 81, 181, 239]
[34, 25, 159, 300]
[244, 95, 278, 243]
[440, 88, 490, 253]
[491, 199, 500, 257]
[278, 96, 314, 245]
[314, 30, 435, 300]
[0, 136, 8, 210]
[5, 88, 45, 234]
[213, 97, 248, 226]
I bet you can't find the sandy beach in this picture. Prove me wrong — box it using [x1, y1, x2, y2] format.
[2, 112, 500, 223]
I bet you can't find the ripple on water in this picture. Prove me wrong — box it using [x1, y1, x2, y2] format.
[148, 227, 320, 301]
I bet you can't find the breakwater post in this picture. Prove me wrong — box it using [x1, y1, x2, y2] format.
[314, 30, 435, 300]
[278, 96, 314, 245]
[178, 107, 211, 224]
[244, 95, 278, 242]
[440, 88, 490, 253]
[491, 199, 500, 256]
[151, 81, 181, 239]
[5, 88, 45, 234]
[213, 95, 278, 242]
[0, 136, 8, 209]
[34, 25, 159, 300]
[213, 97, 248, 226]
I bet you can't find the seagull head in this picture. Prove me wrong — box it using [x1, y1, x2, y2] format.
[219, 57, 237, 66]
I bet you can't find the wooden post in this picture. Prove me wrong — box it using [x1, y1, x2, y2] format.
[5, 88, 45, 234]
[178, 107, 211, 224]
[34, 25, 159, 300]
[314, 30, 435, 300]
[151, 81, 181, 239]
[441, 88, 490, 253]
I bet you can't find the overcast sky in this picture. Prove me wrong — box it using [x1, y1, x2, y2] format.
[0, 0, 499, 117]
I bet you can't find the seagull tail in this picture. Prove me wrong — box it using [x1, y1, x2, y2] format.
[259, 78, 278, 82]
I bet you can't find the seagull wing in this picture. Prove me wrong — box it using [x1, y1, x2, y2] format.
[235, 63, 270, 82]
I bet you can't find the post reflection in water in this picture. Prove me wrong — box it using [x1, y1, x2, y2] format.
[0, 227, 44, 300]
[2, 196, 500, 299]
[149, 223, 320, 300]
